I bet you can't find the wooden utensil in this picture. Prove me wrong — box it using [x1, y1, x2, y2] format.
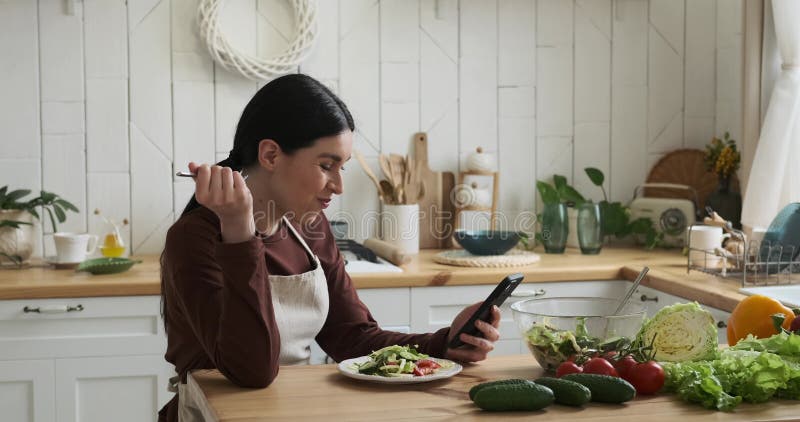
[363, 237, 412, 266]
[379, 154, 393, 185]
[414, 132, 456, 248]
[379, 180, 395, 204]
[389, 154, 405, 188]
[353, 150, 383, 198]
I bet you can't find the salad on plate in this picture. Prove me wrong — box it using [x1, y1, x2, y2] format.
[353, 345, 452, 377]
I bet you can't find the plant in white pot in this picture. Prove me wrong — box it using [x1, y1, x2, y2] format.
[0, 186, 79, 266]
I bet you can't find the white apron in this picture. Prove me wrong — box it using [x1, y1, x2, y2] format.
[178, 217, 330, 421]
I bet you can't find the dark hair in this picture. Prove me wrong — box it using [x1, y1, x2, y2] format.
[180, 73, 355, 217]
[161, 73, 354, 332]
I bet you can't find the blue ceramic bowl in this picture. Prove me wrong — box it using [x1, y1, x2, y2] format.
[453, 230, 522, 256]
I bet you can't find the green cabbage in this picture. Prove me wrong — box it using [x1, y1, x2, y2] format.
[637, 302, 718, 362]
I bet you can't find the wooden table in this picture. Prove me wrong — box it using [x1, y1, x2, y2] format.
[185, 355, 800, 421]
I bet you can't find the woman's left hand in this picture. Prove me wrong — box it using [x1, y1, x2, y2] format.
[444, 303, 501, 363]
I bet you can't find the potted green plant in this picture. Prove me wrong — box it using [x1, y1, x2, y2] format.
[534, 175, 586, 248]
[534, 170, 663, 249]
[0, 186, 79, 266]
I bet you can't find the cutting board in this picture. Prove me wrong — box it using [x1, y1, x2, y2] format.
[414, 132, 456, 249]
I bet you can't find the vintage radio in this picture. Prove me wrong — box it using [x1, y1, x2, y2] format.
[629, 183, 699, 247]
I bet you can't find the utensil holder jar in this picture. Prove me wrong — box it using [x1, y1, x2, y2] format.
[381, 204, 420, 254]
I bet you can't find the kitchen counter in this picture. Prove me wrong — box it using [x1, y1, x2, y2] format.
[184, 354, 798, 421]
[0, 247, 745, 311]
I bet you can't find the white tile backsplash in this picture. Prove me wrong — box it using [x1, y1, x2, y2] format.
[0, 0, 744, 255]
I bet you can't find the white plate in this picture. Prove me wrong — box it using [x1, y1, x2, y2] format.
[337, 356, 462, 384]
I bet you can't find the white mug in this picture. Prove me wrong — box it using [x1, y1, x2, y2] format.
[687, 225, 730, 267]
[54, 232, 98, 264]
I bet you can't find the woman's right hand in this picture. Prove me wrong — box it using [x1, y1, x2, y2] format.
[189, 162, 255, 243]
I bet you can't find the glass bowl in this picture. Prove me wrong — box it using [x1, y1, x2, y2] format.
[511, 297, 646, 372]
[453, 230, 522, 256]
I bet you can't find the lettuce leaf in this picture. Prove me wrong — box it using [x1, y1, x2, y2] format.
[663, 362, 741, 411]
[731, 332, 800, 358]
[664, 348, 800, 410]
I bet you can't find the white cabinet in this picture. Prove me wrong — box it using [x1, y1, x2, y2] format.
[357, 288, 411, 332]
[634, 285, 731, 344]
[55, 355, 172, 422]
[0, 360, 55, 422]
[0, 296, 174, 422]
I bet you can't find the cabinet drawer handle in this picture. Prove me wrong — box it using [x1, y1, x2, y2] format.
[511, 289, 546, 298]
[717, 321, 727, 328]
[640, 294, 659, 302]
[23, 304, 84, 314]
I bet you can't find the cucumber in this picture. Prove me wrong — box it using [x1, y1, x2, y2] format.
[472, 382, 554, 411]
[468, 379, 532, 401]
[561, 373, 636, 404]
[534, 377, 592, 406]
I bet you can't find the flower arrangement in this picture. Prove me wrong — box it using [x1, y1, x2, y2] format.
[704, 132, 741, 179]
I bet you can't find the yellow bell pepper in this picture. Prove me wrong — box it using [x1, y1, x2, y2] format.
[727, 294, 795, 346]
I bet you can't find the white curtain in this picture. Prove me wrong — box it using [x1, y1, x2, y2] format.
[742, 0, 800, 230]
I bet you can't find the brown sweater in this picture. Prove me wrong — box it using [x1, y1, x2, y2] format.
[158, 206, 449, 421]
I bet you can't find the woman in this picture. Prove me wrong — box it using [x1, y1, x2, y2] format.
[158, 74, 501, 421]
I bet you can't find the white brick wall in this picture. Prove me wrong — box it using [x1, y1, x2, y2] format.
[0, 0, 743, 254]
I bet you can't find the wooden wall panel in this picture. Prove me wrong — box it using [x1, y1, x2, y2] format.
[420, 0, 459, 173]
[498, 0, 536, 224]
[0, 0, 748, 254]
[460, 0, 498, 165]
[0, 0, 40, 160]
[610, 0, 648, 202]
[684, 0, 717, 150]
[574, 0, 611, 198]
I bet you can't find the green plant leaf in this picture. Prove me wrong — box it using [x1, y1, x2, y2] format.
[599, 201, 628, 236]
[39, 191, 57, 204]
[559, 185, 585, 207]
[27, 208, 39, 220]
[44, 208, 57, 234]
[0, 220, 33, 229]
[629, 217, 654, 234]
[553, 175, 568, 191]
[4, 189, 31, 204]
[536, 181, 560, 205]
[53, 204, 66, 223]
[54, 198, 79, 213]
[584, 167, 605, 187]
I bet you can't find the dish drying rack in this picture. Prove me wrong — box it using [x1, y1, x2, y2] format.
[686, 226, 800, 286]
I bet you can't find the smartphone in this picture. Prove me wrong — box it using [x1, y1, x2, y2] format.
[448, 273, 524, 349]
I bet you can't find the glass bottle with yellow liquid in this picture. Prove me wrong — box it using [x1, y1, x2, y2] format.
[95, 210, 128, 257]
[100, 231, 126, 257]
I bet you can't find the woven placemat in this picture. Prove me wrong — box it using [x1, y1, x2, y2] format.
[433, 249, 541, 267]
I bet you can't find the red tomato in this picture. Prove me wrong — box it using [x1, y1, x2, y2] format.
[582, 357, 619, 377]
[614, 355, 638, 381]
[417, 359, 441, 369]
[556, 361, 583, 378]
[627, 361, 665, 395]
[413, 366, 435, 376]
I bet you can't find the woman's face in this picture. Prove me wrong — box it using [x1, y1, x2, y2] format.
[272, 131, 353, 220]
